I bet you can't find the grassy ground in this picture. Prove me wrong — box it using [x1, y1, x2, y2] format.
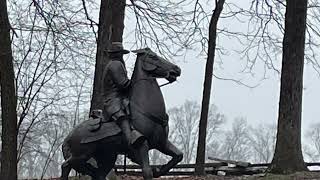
[119, 172, 320, 180]
[52, 172, 320, 180]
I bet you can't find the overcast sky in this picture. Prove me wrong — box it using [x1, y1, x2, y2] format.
[120, 0, 320, 135]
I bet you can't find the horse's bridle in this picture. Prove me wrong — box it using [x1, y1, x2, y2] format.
[131, 52, 175, 88]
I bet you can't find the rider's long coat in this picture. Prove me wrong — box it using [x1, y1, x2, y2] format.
[101, 59, 130, 121]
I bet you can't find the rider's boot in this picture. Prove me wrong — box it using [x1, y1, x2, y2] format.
[119, 117, 145, 148]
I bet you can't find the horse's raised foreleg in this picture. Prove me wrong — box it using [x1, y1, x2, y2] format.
[134, 141, 153, 180]
[154, 140, 183, 178]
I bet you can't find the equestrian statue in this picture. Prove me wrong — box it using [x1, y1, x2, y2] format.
[60, 42, 182, 180]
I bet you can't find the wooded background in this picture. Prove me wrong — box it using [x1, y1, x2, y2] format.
[1, 0, 320, 179]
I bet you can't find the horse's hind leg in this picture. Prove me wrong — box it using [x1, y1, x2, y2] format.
[96, 153, 117, 180]
[61, 158, 72, 180]
[64, 155, 99, 179]
[154, 140, 183, 178]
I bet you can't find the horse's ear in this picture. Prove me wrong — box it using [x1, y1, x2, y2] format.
[142, 61, 157, 71]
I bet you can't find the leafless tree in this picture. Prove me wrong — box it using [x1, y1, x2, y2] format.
[169, 101, 201, 164]
[219, 117, 251, 162]
[195, 0, 226, 175]
[0, 0, 18, 178]
[248, 123, 276, 163]
[3, 0, 96, 178]
[90, 0, 126, 111]
[303, 123, 320, 162]
[269, 0, 309, 173]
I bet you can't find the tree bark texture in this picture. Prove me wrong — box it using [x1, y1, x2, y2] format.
[195, 0, 225, 175]
[0, 0, 18, 179]
[90, 0, 126, 112]
[270, 0, 308, 174]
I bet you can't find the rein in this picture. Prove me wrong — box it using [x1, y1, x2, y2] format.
[132, 77, 173, 88]
[159, 81, 172, 87]
[131, 101, 169, 127]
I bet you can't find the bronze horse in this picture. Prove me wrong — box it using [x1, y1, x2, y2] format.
[61, 48, 182, 180]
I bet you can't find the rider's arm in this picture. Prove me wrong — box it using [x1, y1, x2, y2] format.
[110, 61, 131, 91]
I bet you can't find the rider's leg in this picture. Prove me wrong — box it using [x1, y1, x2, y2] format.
[118, 116, 132, 145]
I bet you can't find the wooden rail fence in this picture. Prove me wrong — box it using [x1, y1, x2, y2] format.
[113, 159, 320, 176]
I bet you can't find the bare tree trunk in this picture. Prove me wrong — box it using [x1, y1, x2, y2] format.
[0, 0, 18, 179]
[89, 1, 126, 179]
[90, 0, 126, 111]
[269, 0, 308, 174]
[195, 0, 225, 175]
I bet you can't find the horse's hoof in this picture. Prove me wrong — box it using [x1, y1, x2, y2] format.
[152, 167, 161, 178]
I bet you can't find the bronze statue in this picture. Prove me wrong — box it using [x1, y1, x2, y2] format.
[60, 47, 182, 180]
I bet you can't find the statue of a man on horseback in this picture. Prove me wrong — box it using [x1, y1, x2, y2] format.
[61, 45, 183, 180]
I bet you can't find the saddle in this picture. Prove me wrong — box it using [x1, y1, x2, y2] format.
[81, 109, 144, 145]
[81, 121, 121, 144]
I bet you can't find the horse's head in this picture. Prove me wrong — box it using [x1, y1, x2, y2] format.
[132, 48, 181, 82]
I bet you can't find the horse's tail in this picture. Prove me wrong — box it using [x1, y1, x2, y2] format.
[62, 139, 71, 160]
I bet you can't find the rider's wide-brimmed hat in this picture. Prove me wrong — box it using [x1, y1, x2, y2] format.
[106, 42, 130, 54]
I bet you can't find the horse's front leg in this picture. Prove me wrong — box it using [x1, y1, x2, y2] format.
[134, 140, 153, 180]
[154, 140, 183, 178]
